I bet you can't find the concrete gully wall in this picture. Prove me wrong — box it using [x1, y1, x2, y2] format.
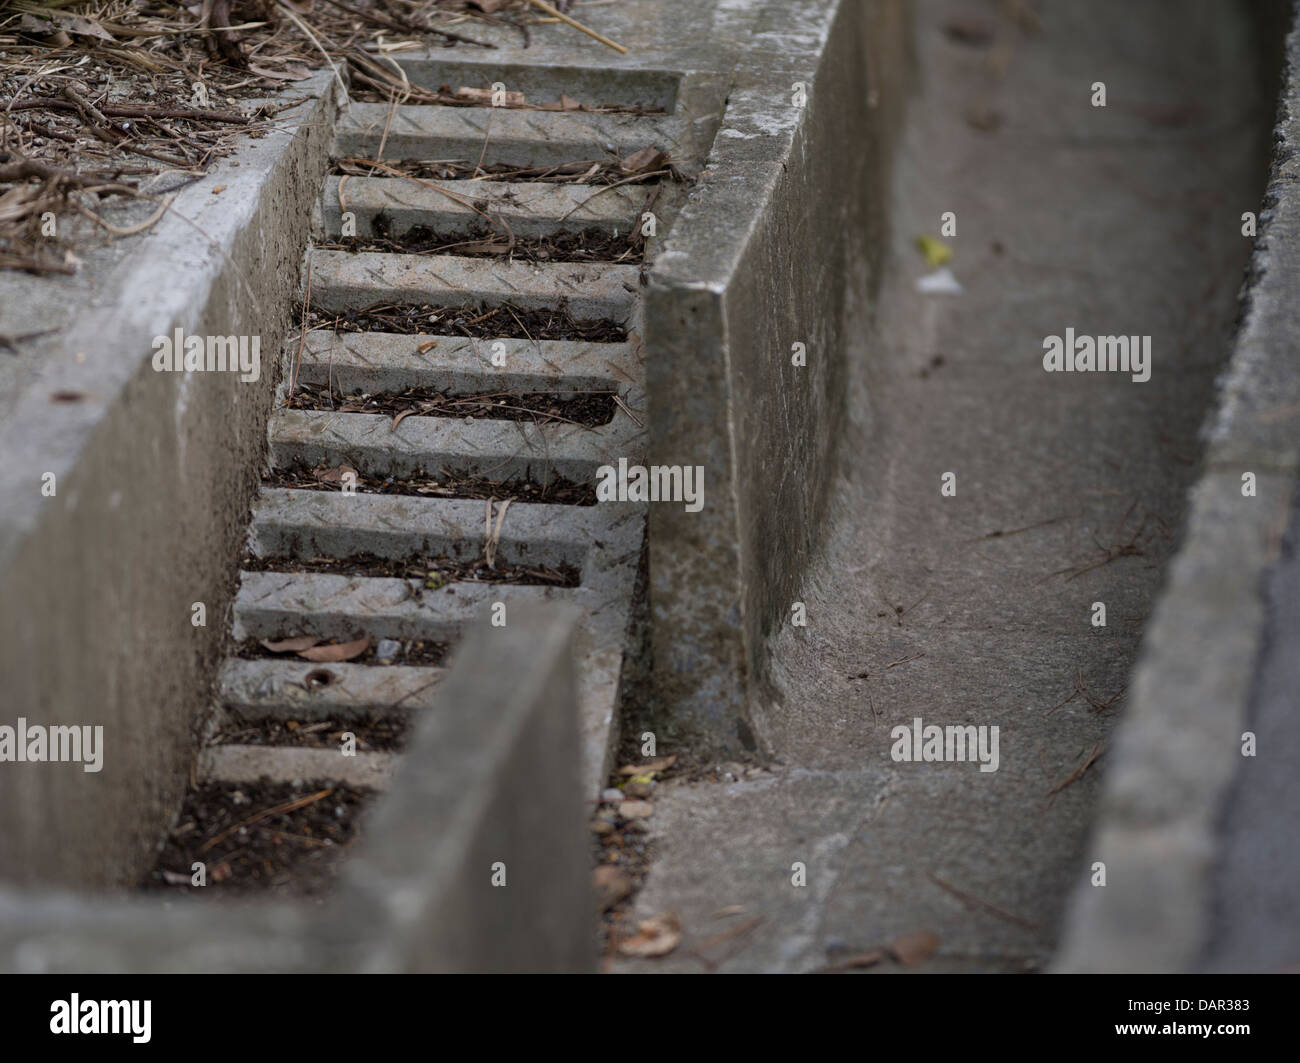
[646, 0, 908, 757]
[0, 610, 591, 973]
[1054, 2, 1300, 972]
[0, 75, 340, 889]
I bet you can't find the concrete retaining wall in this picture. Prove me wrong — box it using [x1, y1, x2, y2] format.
[0, 74, 340, 889]
[1053, 1, 1300, 973]
[0, 610, 591, 973]
[645, 0, 908, 756]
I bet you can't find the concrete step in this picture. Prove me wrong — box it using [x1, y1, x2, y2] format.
[267, 406, 645, 483]
[306, 249, 640, 322]
[335, 103, 685, 168]
[232, 570, 575, 642]
[286, 329, 645, 399]
[218, 658, 445, 720]
[198, 744, 396, 789]
[251, 488, 610, 571]
[319, 176, 648, 241]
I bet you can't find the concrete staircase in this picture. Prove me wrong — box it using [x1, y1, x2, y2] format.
[200, 84, 692, 801]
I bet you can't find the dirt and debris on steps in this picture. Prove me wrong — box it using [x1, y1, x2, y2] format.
[0, 0, 523, 275]
[263, 462, 598, 505]
[318, 227, 646, 264]
[282, 381, 619, 427]
[236, 635, 449, 666]
[144, 780, 375, 898]
[299, 300, 629, 342]
[242, 550, 581, 587]
[213, 716, 410, 753]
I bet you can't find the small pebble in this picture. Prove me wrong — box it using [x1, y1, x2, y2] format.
[600, 787, 624, 803]
[376, 638, 402, 662]
[619, 800, 653, 819]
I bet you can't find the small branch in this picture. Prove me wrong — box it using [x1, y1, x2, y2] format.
[525, 0, 628, 54]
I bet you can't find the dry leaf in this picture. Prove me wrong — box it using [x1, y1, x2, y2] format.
[391, 408, 416, 430]
[249, 62, 313, 82]
[416, 340, 438, 354]
[617, 911, 682, 958]
[559, 93, 583, 111]
[297, 636, 371, 662]
[817, 949, 886, 973]
[312, 463, 358, 485]
[617, 754, 677, 775]
[56, 15, 117, 42]
[943, 18, 995, 46]
[260, 635, 323, 653]
[592, 865, 632, 911]
[888, 930, 940, 966]
[620, 147, 667, 174]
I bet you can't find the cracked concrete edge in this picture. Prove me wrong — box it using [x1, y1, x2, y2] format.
[645, 0, 908, 759]
[0, 72, 342, 889]
[1052, 3, 1300, 974]
[0, 607, 591, 973]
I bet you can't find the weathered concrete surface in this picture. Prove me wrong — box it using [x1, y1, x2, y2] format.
[644, 0, 909, 757]
[329, 605, 593, 972]
[335, 103, 688, 170]
[198, 744, 396, 789]
[289, 330, 643, 396]
[616, 0, 1277, 972]
[318, 176, 645, 239]
[0, 73, 340, 889]
[1058, 1, 1300, 974]
[267, 404, 645, 482]
[306, 248, 639, 320]
[0, 610, 591, 972]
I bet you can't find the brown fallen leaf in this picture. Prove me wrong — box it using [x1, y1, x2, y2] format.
[56, 15, 117, 42]
[312, 463, 358, 486]
[964, 105, 1003, 133]
[298, 636, 371, 662]
[817, 949, 886, 973]
[592, 865, 632, 911]
[620, 146, 668, 174]
[559, 93, 583, 111]
[249, 61, 313, 82]
[260, 635, 323, 653]
[416, 339, 438, 354]
[391, 408, 416, 430]
[617, 911, 682, 958]
[888, 930, 940, 966]
[943, 18, 994, 46]
[617, 754, 677, 775]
